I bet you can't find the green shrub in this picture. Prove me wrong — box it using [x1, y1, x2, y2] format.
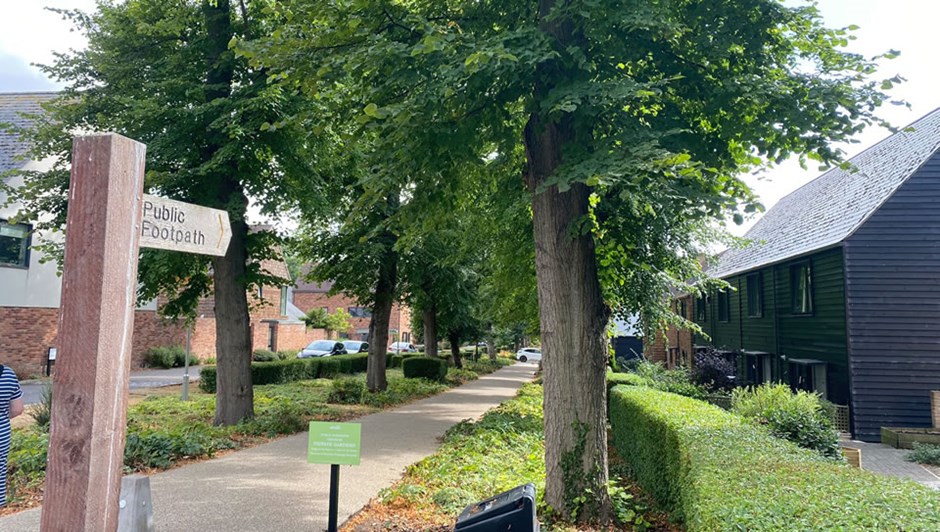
[402, 357, 448, 382]
[629, 361, 707, 399]
[198, 366, 217, 393]
[198, 353, 370, 393]
[124, 427, 233, 469]
[146, 346, 185, 369]
[240, 402, 308, 437]
[276, 350, 297, 360]
[606, 371, 648, 392]
[328, 377, 365, 404]
[609, 386, 940, 530]
[388, 353, 421, 368]
[907, 442, 940, 466]
[252, 349, 278, 362]
[732, 383, 840, 459]
[30, 384, 53, 432]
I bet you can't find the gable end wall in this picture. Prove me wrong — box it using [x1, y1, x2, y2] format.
[845, 148, 940, 441]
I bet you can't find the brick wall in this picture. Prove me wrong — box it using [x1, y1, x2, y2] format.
[273, 322, 327, 352]
[0, 307, 59, 377]
[293, 291, 412, 343]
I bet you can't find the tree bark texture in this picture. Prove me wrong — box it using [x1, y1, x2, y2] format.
[449, 330, 463, 369]
[202, 0, 255, 426]
[523, 0, 612, 521]
[486, 326, 497, 361]
[423, 300, 438, 358]
[366, 194, 400, 392]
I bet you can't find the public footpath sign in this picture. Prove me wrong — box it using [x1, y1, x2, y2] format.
[139, 194, 232, 256]
[308, 422, 362, 465]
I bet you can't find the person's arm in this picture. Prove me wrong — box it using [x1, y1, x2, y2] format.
[9, 397, 24, 419]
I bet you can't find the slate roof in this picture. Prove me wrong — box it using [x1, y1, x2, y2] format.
[713, 108, 940, 278]
[0, 92, 57, 174]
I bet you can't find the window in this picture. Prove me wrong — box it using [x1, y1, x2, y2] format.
[348, 307, 372, 318]
[695, 295, 707, 321]
[675, 299, 688, 319]
[279, 286, 288, 316]
[790, 263, 813, 314]
[717, 291, 730, 322]
[0, 220, 30, 268]
[746, 273, 763, 318]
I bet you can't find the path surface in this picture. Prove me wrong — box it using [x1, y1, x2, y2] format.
[19, 366, 204, 405]
[0, 362, 537, 531]
[841, 438, 940, 489]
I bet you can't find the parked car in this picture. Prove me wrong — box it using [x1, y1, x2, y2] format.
[389, 342, 418, 353]
[342, 340, 369, 353]
[515, 347, 542, 363]
[298, 340, 346, 358]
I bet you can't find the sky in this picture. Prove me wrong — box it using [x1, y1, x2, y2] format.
[2, 1, 939, 232]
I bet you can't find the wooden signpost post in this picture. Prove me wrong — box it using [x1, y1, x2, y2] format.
[41, 133, 232, 531]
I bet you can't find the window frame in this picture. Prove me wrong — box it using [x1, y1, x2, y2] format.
[789, 262, 814, 315]
[745, 272, 763, 318]
[695, 295, 707, 322]
[279, 286, 288, 316]
[717, 290, 731, 323]
[0, 219, 32, 270]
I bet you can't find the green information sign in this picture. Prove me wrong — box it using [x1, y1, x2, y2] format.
[308, 422, 361, 465]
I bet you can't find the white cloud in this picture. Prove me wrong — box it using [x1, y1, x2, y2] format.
[0, 0, 97, 91]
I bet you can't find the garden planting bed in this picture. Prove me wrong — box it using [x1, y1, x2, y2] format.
[880, 427, 940, 449]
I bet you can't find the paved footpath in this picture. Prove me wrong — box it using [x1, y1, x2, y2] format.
[0, 362, 537, 531]
[841, 438, 940, 490]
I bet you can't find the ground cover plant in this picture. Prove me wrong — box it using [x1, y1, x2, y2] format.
[2, 360, 513, 515]
[907, 442, 940, 466]
[609, 385, 940, 530]
[347, 383, 669, 531]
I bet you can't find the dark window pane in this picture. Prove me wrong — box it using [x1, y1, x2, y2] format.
[717, 291, 730, 322]
[790, 264, 813, 314]
[746, 273, 762, 318]
[0, 221, 30, 267]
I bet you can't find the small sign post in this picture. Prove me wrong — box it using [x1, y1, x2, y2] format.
[308, 422, 361, 532]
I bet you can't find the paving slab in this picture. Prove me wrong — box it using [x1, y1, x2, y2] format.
[0, 362, 537, 531]
[841, 438, 940, 488]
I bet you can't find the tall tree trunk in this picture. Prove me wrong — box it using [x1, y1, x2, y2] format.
[423, 300, 438, 358]
[213, 199, 254, 425]
[486, 325, 497, 361]
[524, 0, 612, 521]
[366, 194, 399, 392]
[449, 330, 463, 369]
[203, 0, 254, 425]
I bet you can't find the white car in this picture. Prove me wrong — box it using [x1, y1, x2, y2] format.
[389, 342, 418, 353]
[516, 347, 541, 363]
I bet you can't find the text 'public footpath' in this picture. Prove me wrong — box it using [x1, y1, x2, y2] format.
[142, 199, 207, 246]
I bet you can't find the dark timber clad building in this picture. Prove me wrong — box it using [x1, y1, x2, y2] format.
[683, 108, 940, 442]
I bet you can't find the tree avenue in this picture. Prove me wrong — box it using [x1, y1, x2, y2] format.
[247, 0, 896, 522]
[6, 0, 326, 426]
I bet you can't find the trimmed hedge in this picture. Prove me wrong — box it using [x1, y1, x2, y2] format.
[605, 371, 648, 392]
[402, 357, 448, 382]
[199, 353, 370, 393]
[609, 385, 940, 530]
[387, 353, 423, 368]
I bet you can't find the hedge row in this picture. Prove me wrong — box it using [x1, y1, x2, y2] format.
[199, 353, 370, 393]
[609, 385, 940, 530]
[387, 353, 423, 368]
[605, 370, 648, 392]
[402, 357, 448, 382]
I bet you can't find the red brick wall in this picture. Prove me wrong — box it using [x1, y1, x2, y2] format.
[293, 291, 412, 342]
[273, 322, 327, 353]
[0, 307, 59, 377]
